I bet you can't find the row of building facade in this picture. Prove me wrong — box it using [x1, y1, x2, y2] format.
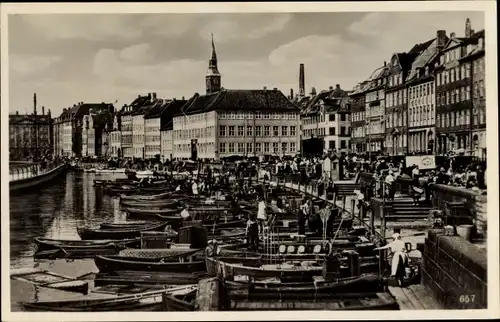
[10, 18, 486, 162]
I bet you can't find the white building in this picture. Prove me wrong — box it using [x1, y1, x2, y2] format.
[110, 113, 122, 157]
[173, 89, 300, 160]
[161, 129, 173, 161]
[364, 66, 387, 153]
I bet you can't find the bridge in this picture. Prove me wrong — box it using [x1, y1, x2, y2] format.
[9, 161, 68, 193]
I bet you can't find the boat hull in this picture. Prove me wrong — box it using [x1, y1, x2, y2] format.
[95, 255, 207, 273]
[77, 222, 168, 240]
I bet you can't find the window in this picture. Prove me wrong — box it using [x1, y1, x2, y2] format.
[340, 140, 347, 149]
[263, 112, 270, 119]
[247, 126, 253, 137]
[238, 143, 245, 153]
[273, 142, 279, 154]
[246, 142, 253, 153]
[479, 80, 485, 98]
[290, 126, 296, 136]
[238, 126, 244, 136]
[281, 126, 288, 136]
[256, 126, 261, 136]
[273, 126, 279, 137]
[329, 140, 336, 150]
[255, 142, 261, 153]
[290, 142, 296, 153]
[264, 126, 270, 136]
[228, 126, 235, 136]
[219, 112, 226, 119]
[465, 64, 471, 78]
[264, 142, 270, 153]
[340, 126, 346, 136]
[466, 86, 471, 100]
[281, 142, 287, 154]
[340, 114, 346, 121]
[273, 113, 280, 120]
[255, 112, 262, 119]
[329, 114, 335, 122]
[228, 143, 235, 153]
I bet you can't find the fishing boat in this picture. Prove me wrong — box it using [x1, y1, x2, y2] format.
[224, 274, 384, 297]
[11, 268, 89, 294]
[120, 191, 173, 201]
[99, 221, 150, 230]
[95, 271, 208, 287]
[227, 292, 399, 311]
[77, 222, 169, 240]
[120, 199, 179, 208]
[34, 246, 130, 259]
[95, 168, 127, 174]
[161, 288, 198, 311]
[20, 285, 197, 312]
[94, 255, 206, 273]
[34, 237, 141, 251]
[123, 207, 183, 216]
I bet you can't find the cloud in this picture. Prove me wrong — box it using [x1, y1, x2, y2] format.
[10, 54, 62, 76]
[198, 14, 291, 43]
[19, 14, 144, 41]
[119, 43, 153, 63]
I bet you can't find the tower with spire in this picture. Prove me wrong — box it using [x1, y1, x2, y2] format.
[206, 34, 221, 94]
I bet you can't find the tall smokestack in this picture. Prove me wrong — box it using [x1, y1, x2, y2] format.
[290, 88, 294, 99]
[42, 106, 45, 115]
[299, 63, 305, 98]
[33, 93, 37, 115]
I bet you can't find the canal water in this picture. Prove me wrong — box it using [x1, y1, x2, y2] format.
[9, 171, 128, 311]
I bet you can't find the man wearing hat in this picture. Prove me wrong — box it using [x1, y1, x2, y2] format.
[374, 233, 409, 277]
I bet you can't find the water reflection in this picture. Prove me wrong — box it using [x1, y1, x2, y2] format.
[9, 171, 125, 269]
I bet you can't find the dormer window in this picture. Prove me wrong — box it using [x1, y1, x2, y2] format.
[425, 66, 429, 76]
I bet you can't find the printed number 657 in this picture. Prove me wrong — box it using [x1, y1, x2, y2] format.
[459, 295, 475, 303]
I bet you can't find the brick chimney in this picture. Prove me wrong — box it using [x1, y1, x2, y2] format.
[263, 86, 267, 91]
[290, 88, 294, 98]
[336, 84, 340, 89]
[42, 106, 45, 115]
[152, 92, 157, 100]
[450, 32, 456, 38]
[33, 93, 37, 115]
[299, 63, 305, 98]
[436, 30, 447, 50]
[329, 86, 334, 90]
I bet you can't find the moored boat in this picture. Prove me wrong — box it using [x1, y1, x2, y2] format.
[11, 268, 89, 294]
[94, 255, 206, 273]
[77, 222, 169, 240]
[20, 285, 197, 312]
[35, 237, 141, 251]
[161, 288, 197, 311]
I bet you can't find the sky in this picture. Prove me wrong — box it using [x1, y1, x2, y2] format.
[8, 11, 485, 117]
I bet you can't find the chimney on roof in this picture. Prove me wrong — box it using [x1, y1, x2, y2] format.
[450, 32, 456, 38]
[310, 87, 317, 96]
[384, 61, 387, 67]
[152, 92, 157, 100]
[182, 96, 185, 100]
[273, 87, 278, 91]
[470, 29, 474, 36]
[465, 18, 472, 38]
[299, 63, 305, 98]
[16, 111, 19, 115]
[42, 106, 45, 115]
[336, 84, 340, 89]
[48, 109, 51, 117]
[329, 86, 334, 90]
[290, 88, 294, 98]
[436, 30, 447, 50]
[263, 86, 267, 90]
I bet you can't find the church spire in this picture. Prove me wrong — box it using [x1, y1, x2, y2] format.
[206, 33, 221, 94]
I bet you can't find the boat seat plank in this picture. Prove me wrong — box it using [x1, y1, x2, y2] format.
[388, 286, 415, 310]
[407, 284, 443, 310]
[401, 286, 425, 310]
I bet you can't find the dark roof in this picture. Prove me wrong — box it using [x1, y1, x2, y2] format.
[9, 114, 52, 125]
[408, 38, 434, 55]
[301, 86, 348, 116]
[120, 95, 150, 115]
[179, 89, 300, 116]
[58, 103, 113, 120]
[91, 113, 112, 129]
[397, 52, 420, 71]
[160, 99, 188, 131]
[132, 98, 157, 116]
[145, 99, 171, 119]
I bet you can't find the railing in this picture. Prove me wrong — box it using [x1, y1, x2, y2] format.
[9, 161, 64, 182]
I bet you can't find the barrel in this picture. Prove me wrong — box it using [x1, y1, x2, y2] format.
[456, 224, 474, 242]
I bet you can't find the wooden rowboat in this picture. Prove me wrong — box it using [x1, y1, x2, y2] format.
[77, 222, 169, 240]
[11, 268, 89, 294]
[120, 199, 179, 208]
[20, 285, 197, 312]
[161, 288, 197, 311]
[99, 221, 150, 229]
[35, 237, 141, 251]
[123, 207, 183, 215]
[120, 191, 173, 201]
[94, 271, 208, 287]
[94, 255, 206, 273]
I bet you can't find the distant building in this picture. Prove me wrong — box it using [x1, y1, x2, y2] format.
[405, 30, 448, 155]
[300, 85, 351, 156]
[364, 65, 388, 154]
[434, 20, 484, 156]
[120, 95, 150, 159]
[174, 89, 300, 160]
[9, 94, 53, 160]
[132, 94, 156, 159]
[54, 102, 114, 157]
[460, 28, 486, 159]
[109, 112, 122, 158]
[349, 82, 369, 153]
